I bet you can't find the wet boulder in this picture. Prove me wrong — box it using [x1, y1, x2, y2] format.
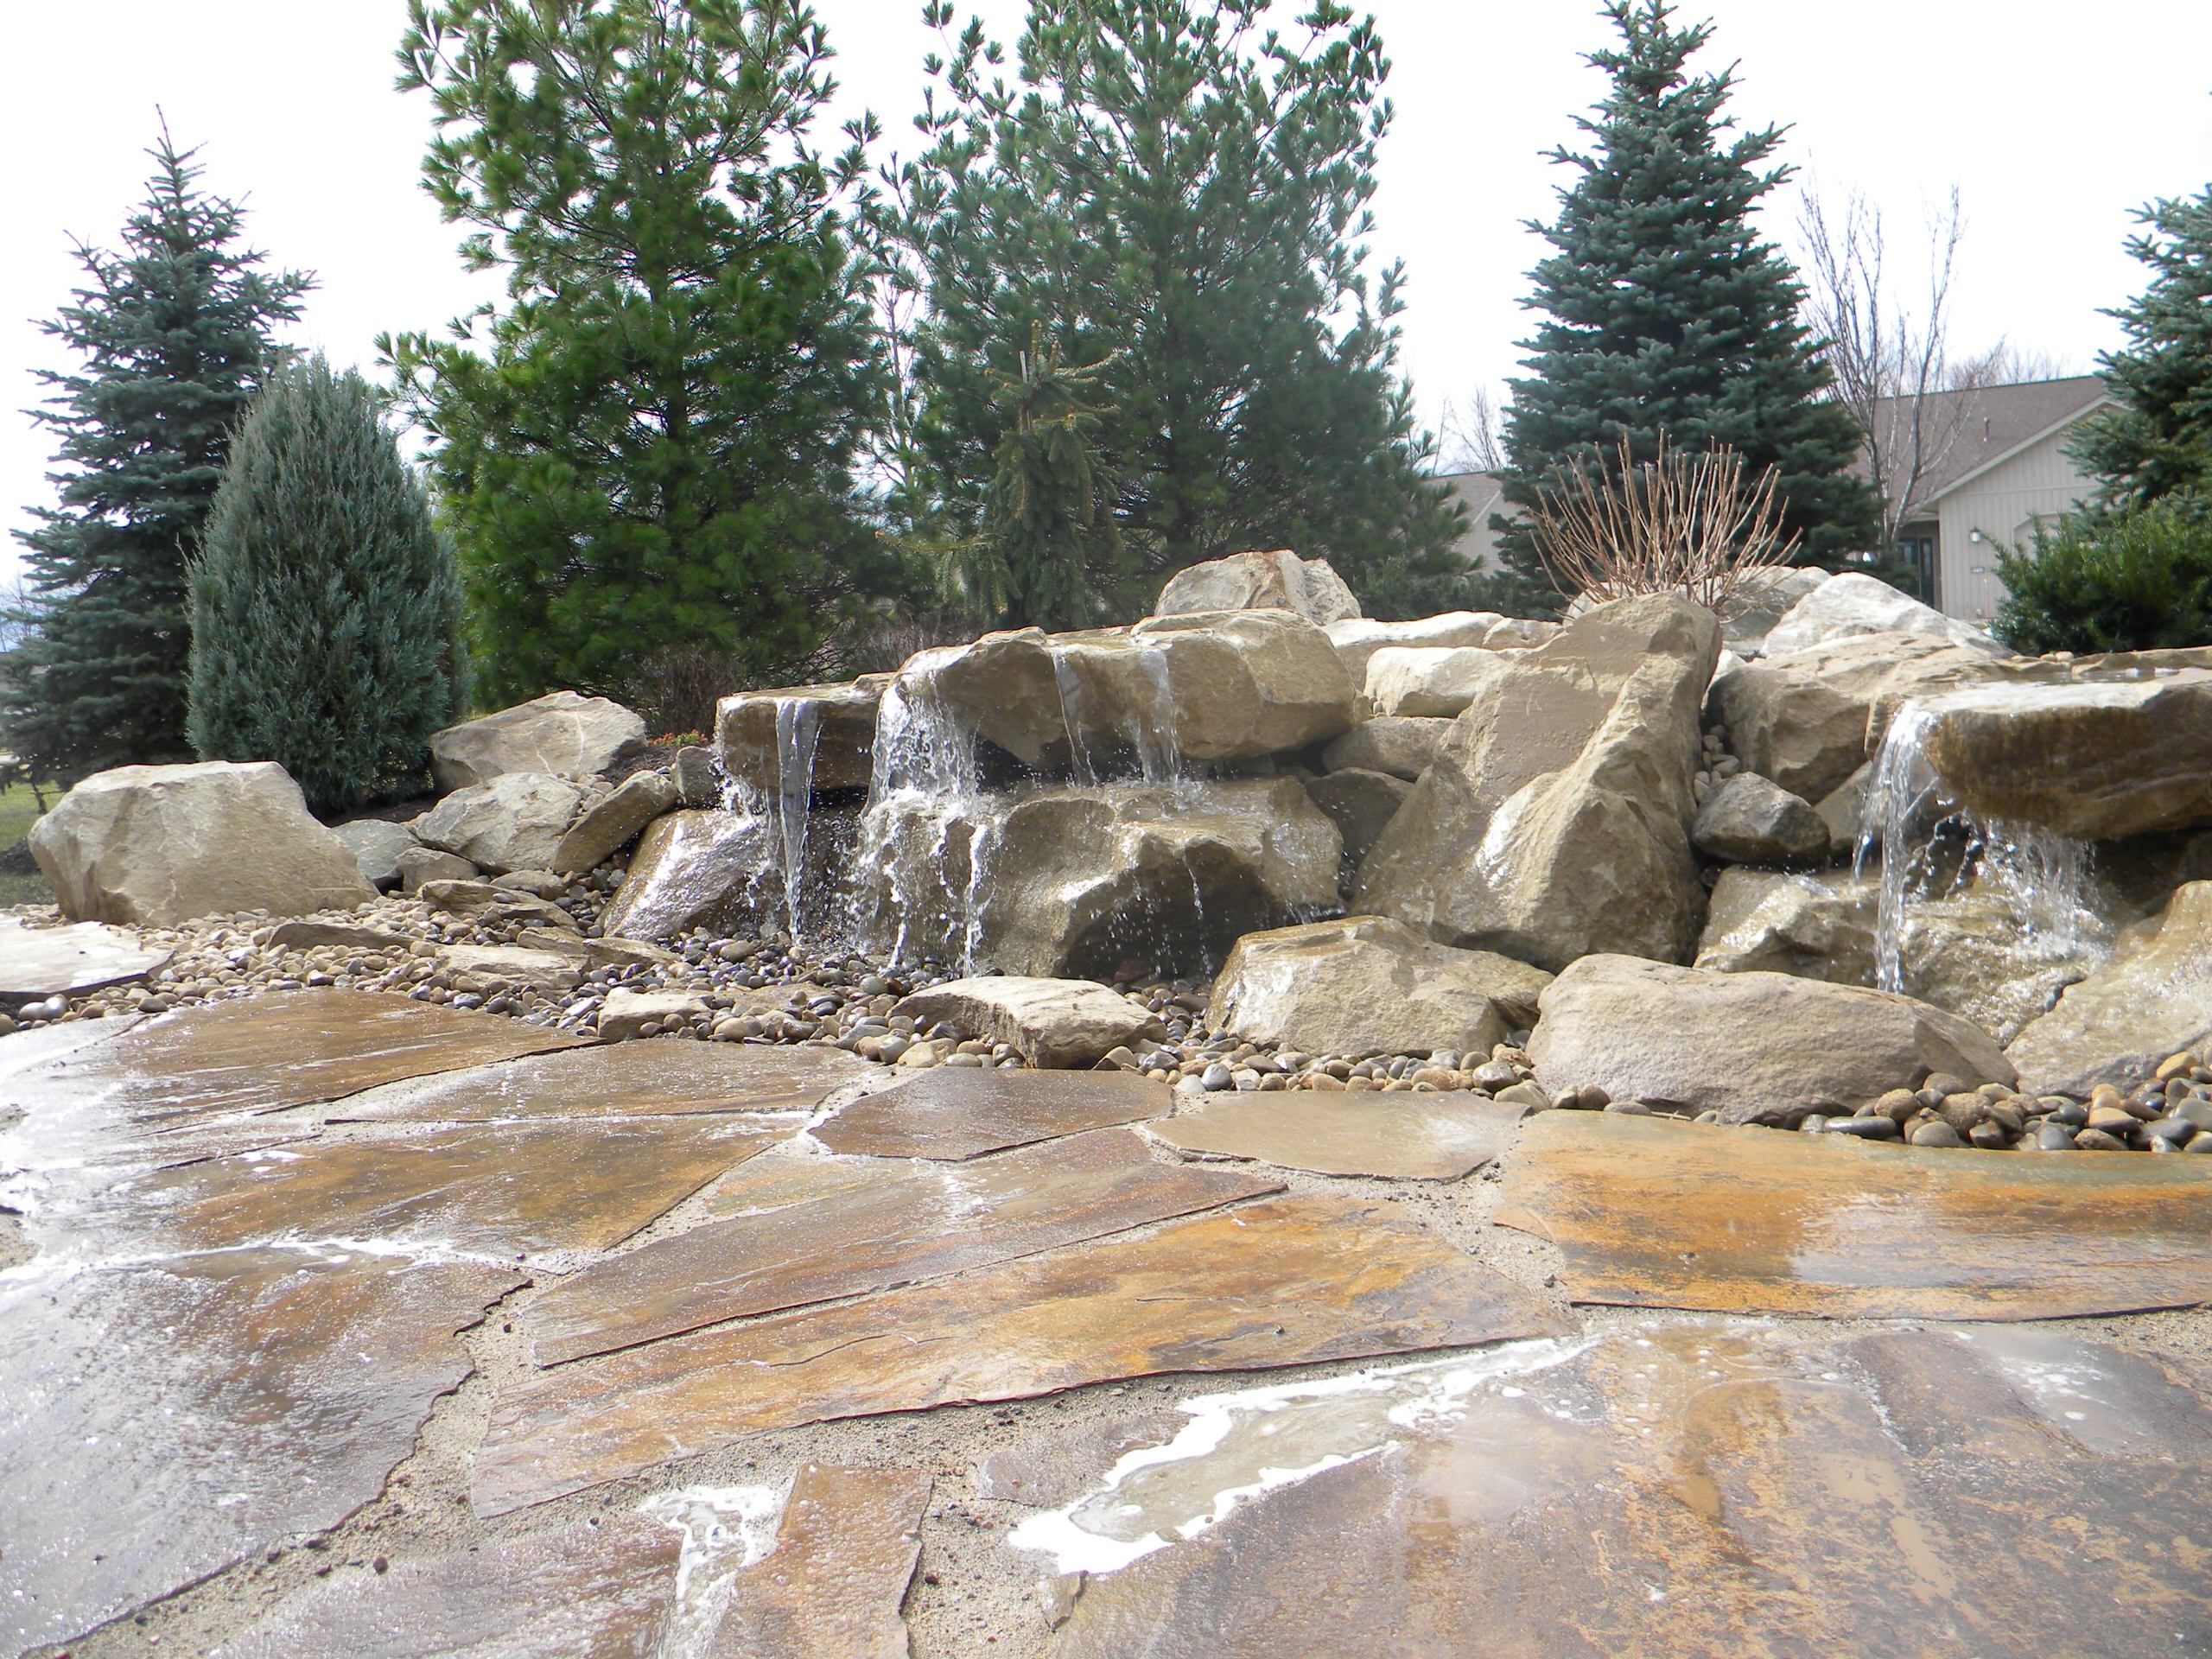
[1206, 914, 1552, 1059]
[857, 778, 1341, 979]
[1319, 716, 1454, 782]
[893, 976, 1166, 1069]
[1356, 594, 1721, 971]
[429, 690, 645, 792]
[715, 676, 888, 798]
[1529, 954, 2015, 1124]
[1303, 768, 1412, 865]
[1760, 571, 2008, 658]
[415, 772, 586, 876]
[596, 809, 774, 944]
[1322, 612, 1501, 685]
[30, 761, 374, 927]
[2007, 880, 2212, 1096]
[1912, 673, 2212, 841]
[1694, 868, 1878, 984]
[1151, 550, 1362, 625]
[1691, 773, 1830, 868]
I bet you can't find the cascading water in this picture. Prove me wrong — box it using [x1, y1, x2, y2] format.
[1856, 692, 2104, 996]
[854, 648, 987, 969]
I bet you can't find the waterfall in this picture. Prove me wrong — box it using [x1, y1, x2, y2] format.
[770, 697, 822, 948]
[1857, 693, 2100, 995]
[855, 649, 986, 969]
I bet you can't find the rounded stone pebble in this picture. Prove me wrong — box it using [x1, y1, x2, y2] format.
[2036, 1122, 2077, 1151]
[1909, 1121, 1963, 1148]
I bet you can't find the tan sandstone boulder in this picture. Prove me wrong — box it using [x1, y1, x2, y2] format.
[893, 976, 1166, 1069]
[2007, 881, 2212, 1096]
[1206, 915, 1552, 1058]
[1319, 716, 1454, 781]
[551, 770, 679, 874]
[415, 772, 586, 876]
[430, 690, 645, 792]
[1760, 571, 2008, 658]
[715, 676, 889, 798]
[1322, 612, 1501, 685]
[1529, 954, 2015, 1124]
[1363, 645, 1518, 718]
[1151, 550, 1362, 625]
[1355, 594, 1720, 970]
[596, 809, 773, 944]
[30, 762, 374, 927]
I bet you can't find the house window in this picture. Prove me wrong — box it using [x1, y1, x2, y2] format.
[1893, 536, 1937, 607]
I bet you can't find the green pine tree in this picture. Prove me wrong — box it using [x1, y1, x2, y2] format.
[8, 124, 311, 778]
[385, 0, 899, 726]
[188, 356, 467, 814]
[891, 0, 1466, 620]
[1491, 1, 1878, 615]
[2070, 182, 2212, 513]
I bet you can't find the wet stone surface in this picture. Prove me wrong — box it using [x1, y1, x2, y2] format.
[811, 1065, 1170, 1160]
[1149, 1089, 1528, 1179]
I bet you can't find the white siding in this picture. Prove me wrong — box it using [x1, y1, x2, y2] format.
[1935, 433, 2095, 623]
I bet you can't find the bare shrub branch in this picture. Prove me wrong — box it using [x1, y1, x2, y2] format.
[1529, 434, 1802, 619]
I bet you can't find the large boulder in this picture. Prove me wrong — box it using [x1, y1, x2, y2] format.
[2007, 881, 2212, 1096]
[1529, 954, 2015, 1124]
[29, 762, 374, 927]
[330, 818, 418, 891]
[1909, 673, 2212, 842]
[596, 809, 774, 944]
[1319, 716, 1454, 781]
[1760, 571, 2008, 658]
[1363, 646, 1517, 719]
[910, 610, 1356, 774]
[892, 976, 1166, 1069]
[1151, 550, 1362, 625]
[856, 778, 1341, 978]
[1303, 768, 1411, 864]
[551, 770, 679, 874]
[429, 690, 645, 792]
[1694, 868, 1877, 984]
[1323, 612, 1501, 686]
[1707, 630, 2025, 804]
[715, 676, 888, 798]
[1355, 594, 1721, 971]
[1206, 915, 1552, 1059]
[1690, 773, 1829, 868]
[1721, 567, 1829, 657]
[414, 772, 585, 876]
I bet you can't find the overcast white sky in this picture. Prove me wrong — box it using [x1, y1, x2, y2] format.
[6, 0, 2209, 578]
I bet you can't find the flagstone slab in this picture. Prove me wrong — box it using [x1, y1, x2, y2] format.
[812, 1066, 1169, 1160]
[474, 1193, 1562, 1514]
[0, 1248, 518, 1655]
[213, 1514, 679, 1659]
[0, 917, 170, 995]
[138, 1118, 782, 1260]
[1039, 1322, 2212, 1658]
[1494, 1110, 2212, 1319]
[703, 1463, 931, 1659]
[326, 1040, 869, 1125]
[522, 1129, 1281, 1365]
[1149, 1090, 1526, 1179]
[0, 989, 584, 1132]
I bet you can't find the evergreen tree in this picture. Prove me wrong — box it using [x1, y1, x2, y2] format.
[2071, 183, 2212, 513]
[891, 0, 1465, 620]
[9, 126, 310, 778]
[188, 357, 467, 814]
[1491, 1, 1877, 614]
[385, 0, 899, 716]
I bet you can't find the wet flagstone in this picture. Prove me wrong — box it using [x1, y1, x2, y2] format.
[325, 1039, 869, 1125]
[212, 1514, 678, 1659]
[1495, 1110, 2212, 1319]
[0, 918, 169, 995]
[0, 1248, 518, 1655]
[0, 990, 582, 1133]
[1035, 1321, 2212, 1657]
[811, 1066, 1168, 1160]
[522, 1128, 1281, 1365]
[474, 1193, 1562, 1514]
[1149, 1090, 1526, 1179]
[135, 1117, 782, 1260]
[703, 1463, 931, 1659]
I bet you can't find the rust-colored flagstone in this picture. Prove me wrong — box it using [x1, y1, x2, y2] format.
[1494, 1109, 2212, 1319]
[0, 1248, 518, 1656]
[812, 1066, 1169, 1160]
[1043, 1322, 2212, 1658]
[523, 1128, 1280, 1365]
[707, 1464, 931, 1659]
[474, 1193, 1562, 1514]
[1, 989, 582, 1132]
[1150, 1090, 1526, 1179]
[215, 1514, 678, 1659]
[142, 1117, 781, 1259]
[327, 1039, 869, 1125]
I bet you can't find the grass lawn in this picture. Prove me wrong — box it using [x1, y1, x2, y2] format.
[0, 782, 54, 908]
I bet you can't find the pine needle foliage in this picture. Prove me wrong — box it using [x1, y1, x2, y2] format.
[188, 357, 467, 813]
[8, 125, 310, 779]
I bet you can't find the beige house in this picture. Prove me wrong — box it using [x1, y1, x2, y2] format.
[1870, 375, 2110, 624]
[1435, 468, 1510, 573]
